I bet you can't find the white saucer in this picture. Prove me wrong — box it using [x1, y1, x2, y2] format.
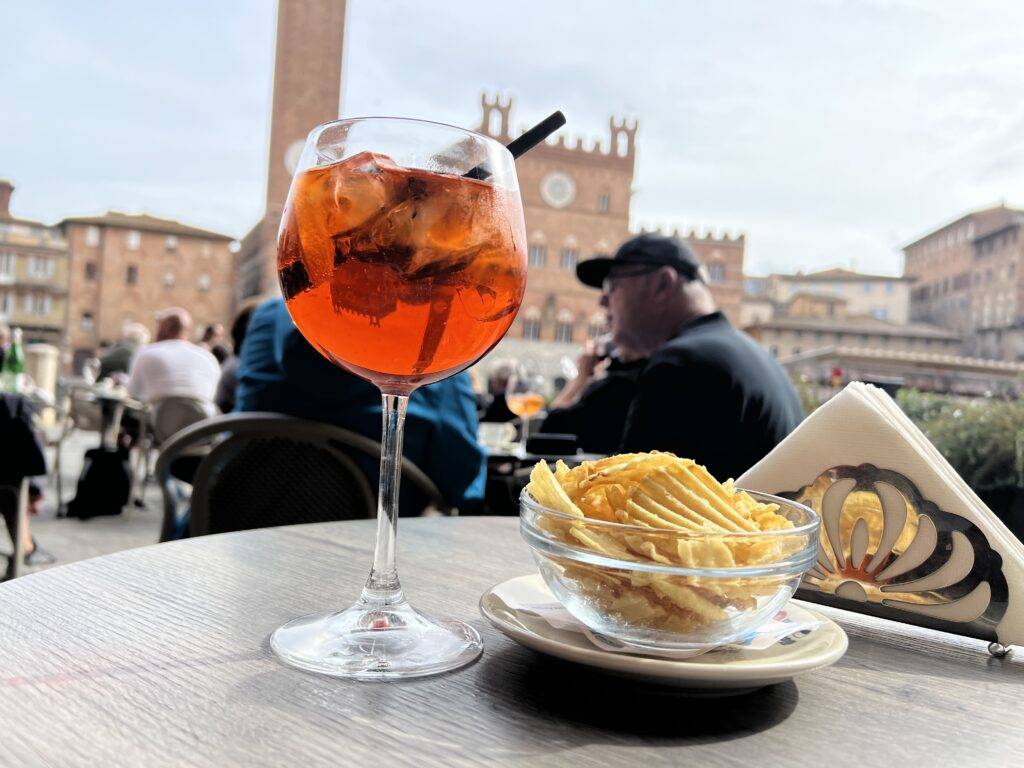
[480, 575, 848, 692]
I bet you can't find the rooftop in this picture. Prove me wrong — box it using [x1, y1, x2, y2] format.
[779, 345, 1024, 374]
[903, 204, 1024, 250]
[779, 267, 911, 283]
[59, 212, 233, 241]
[745, 313, 960, 340]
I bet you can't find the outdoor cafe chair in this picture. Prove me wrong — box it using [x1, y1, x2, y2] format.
[155, 413, 448, 542]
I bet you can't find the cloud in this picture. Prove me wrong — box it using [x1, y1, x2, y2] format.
[5, 0, 1024, 276]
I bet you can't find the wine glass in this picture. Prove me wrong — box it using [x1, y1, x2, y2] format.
[505, 362, 548, 450]
[270, 117, 527, 679]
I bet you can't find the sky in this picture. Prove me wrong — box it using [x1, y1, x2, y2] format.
[3, 0, 1024, 276]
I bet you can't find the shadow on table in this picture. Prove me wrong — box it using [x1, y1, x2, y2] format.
[478, 645, 798, 744]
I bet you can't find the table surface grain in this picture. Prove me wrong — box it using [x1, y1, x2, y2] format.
[0, 516, 1021, 768]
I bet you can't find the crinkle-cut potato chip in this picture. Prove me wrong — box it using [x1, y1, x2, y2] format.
[525, 452, 800, 632]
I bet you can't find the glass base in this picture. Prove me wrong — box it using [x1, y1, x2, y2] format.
[271, 599, 483, 680]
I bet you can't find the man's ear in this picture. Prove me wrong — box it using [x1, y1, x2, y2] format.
[651, 266, 679, 301]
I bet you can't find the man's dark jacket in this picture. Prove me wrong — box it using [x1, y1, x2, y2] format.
[621, 312, 802, 479]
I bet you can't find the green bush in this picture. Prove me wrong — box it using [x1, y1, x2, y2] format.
[896, 389, 1024, 491]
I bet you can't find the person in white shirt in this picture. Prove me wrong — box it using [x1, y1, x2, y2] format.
[128, 308, 220, 411]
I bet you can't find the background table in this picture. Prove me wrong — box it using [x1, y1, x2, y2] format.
[0, 517, 1022, 767]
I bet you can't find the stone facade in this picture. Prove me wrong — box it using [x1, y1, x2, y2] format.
[745, 315, 960, 360]
[0, 181, 69, 346]
[477, 95, 636, 347]
[764, 268, 912, 324]
[904, 205, 1024, 333]
[236, 0, 347, 302]
[967, 221, 1024, 356]
[61, 213, 234, 367]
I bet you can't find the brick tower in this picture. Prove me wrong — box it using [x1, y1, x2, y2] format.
[477, 94, 637, 350]
[236, 0, 348, 301]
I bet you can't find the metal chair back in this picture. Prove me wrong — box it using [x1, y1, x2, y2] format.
[155, 413, 447, 541]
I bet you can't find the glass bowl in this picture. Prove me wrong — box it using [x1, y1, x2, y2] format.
[519, 487, 820, 651]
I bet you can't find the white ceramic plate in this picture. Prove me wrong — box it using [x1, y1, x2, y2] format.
[480, 574, 848, 692]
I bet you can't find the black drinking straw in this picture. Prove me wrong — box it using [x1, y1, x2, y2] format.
[464, 110, 566, 180]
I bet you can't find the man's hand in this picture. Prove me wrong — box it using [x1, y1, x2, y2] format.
[576, 340, 602, 380]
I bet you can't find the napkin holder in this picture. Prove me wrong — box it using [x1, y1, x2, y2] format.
[780, 463, 1015, 656]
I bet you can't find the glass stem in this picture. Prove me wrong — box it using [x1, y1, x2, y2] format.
[361, 393, 409, 606]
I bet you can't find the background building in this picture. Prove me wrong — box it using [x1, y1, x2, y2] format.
[903, 204, 1024, 334]
[61, 213, 234, 369]
[759, 267, 912, 324]
[0, 181, 69, 346]
[478, 95, 636, 350]
[745, 313, 960, 360]
[236, 0, 348, 303]
[968, 217, 1024, 360]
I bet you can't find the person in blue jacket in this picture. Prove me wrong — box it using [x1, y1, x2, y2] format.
[234, 297, 486, 516]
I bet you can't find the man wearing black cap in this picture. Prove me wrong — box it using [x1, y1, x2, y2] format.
[576, 233, 802, 479]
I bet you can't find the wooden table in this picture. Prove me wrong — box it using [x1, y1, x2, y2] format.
[0, 517, 1021, 767]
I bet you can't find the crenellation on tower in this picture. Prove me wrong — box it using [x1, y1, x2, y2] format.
[479, 92, 512, 140]
[608, 116, 638, 159]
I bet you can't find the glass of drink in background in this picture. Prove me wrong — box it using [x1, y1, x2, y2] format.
[505, 362, 547, 451]
[271, 117, 527, 679]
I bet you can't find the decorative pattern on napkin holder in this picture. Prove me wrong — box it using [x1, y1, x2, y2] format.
[737, 382, 1024, 656]
[782, 464, 1009, 645]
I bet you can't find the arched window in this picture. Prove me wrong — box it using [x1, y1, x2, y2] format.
[554, 309, 575, 343]
[522, 306, 541, 340]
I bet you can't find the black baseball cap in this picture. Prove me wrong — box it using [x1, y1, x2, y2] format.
[575, 233, 703, 289]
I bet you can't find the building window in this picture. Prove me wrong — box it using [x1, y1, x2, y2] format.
[0, 253, 13, 277]
[707, 263, 726, 283]
[126, 265, 139, 285]
[197, 273, 211, 292]
[559, 248, 579, 271]
[886, 282, 895, 294]
[863, 283, 873, 294]
[27, 256, 54, 278]
[201, 241, 213, 258]
[870, 307, 888, 320]
[126, 230, 141, 250]
[81, 312, 94, 330]
[598, 193, 609, 212]
[555, 320, 573, 343]
[0, 291, 12, 316]
[528, 244, 547, 268]
[165, 235, 179, 251]
[522, 318, 541, 340]
[33, 294, 52, 315]
[162, 270, 176, 288]
[85, 262, 97, 280]
[85, 226, 101, 247]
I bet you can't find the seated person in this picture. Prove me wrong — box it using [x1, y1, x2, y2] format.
[98, 323, 150, 382]
[540, 336, 645, 455]
[234, 298, 486, 516]
[215, 303, 257, 415]
[479, 361, 518, 423]
[0, 392, 56, 576]
[127, 308, 220, 416]
[576, 233, 803, 479]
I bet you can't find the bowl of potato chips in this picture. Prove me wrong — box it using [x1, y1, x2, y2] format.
[520, 452, 820, 651]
